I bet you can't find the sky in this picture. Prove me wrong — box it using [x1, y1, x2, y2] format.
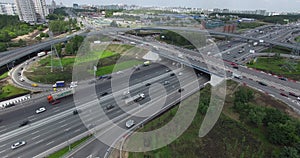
[2, 0, 300, 12]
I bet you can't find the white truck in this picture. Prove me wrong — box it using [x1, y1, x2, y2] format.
[125, 93, 145, 105]
[47, 88, 75, 103]
[259, 39, 264, 43]
[232, 73, 242, 79]
[253, 42, 258, 46]
[249, 49, 255, 54]
[37, 52, 46, 57]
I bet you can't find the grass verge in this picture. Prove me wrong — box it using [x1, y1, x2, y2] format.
[96, 60, 143, 76]
[0, 84, 30, 100]
[262, 45, 292, 54]
[47, 135, 92, 158]
[247, 57, 300, 81]
[0, 72, 8, 80]
[123, 80, 299, 158]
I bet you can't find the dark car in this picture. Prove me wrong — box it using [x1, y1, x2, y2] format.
[178, 88, 184, 93]
[145, 83, 151, 87]
[279, 77, 288, 81]
[289, 92, 299, 97]
[73, 110, 80, 115]
[105, 104, 115, 110]
[101, 92, 109, 96]
[19, 120, 29, 127]
[280, 93, 288, 97]
[258, 81, 267, 86]
[170, 73, 175, 77]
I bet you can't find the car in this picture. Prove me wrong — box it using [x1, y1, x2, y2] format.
[178, 88, 184, 93]
[31, 83, 38, 87]
[145, 83, 151, 87]
[36, 107, 46, 114]
[73, 109, 80, 115]
[52, 100, 61, 105]
[297, 97, 300, 101]
[289, 92, 299, 97]
[178, 72, 183, 76]
[19, 77, 24, 82]
[163, 81, 170, 85]
[107, 76, 112, 79]
[258, 81, 267, 86]
[125, 119, 135, 128]
[11, 141, 26, 149]
[101, 92, 109, 96]
[105, 104, 115, 110]
[170, 73, 175, 76]
[280, 93, 288, 97]
[19, 120, 29, 127]
[166, 69, 170, 72]
[279, 77, 288, 81]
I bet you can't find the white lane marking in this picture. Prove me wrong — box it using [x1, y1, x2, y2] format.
[54, 109, 60, 113]
[30, 117, 38, 121]
[28, 116, 35, 120]
[73, 128, 82, 133]
[0, 128, 7, 133]
[60, 124, 68, 128]
[58, 120, 66, 124]
[0, 143, 7, 148]
[0, 149, 8, 154]
[31, 135, 40, 140]
[34, 139, 45, 145]
[46, 141, 54, 146]
[31, 130, 40, 135]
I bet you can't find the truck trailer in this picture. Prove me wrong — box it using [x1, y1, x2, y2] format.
[47, 88, 75, 103]
[53, 81, 65, 88]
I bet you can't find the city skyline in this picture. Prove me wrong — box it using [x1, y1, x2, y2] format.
[1, 0, 300, 12]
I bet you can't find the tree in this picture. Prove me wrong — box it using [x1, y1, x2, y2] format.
[279, 147, 300, 158]
[18, 39, 26, 46]
[36, 36, 42, 42]
[267, 121, 299, 145]
[110, 20, 118, 27]
[0, 43, 7, 52]
[55, 43, 62, 56]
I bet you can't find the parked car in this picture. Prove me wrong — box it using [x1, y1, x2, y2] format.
[280, 93, 288, 97]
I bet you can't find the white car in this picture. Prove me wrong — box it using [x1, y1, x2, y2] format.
[36, 107, 46, 114]
[125, 120, 135, 128]
[178, 72, 183, 76]
[297, 97, 300, 101]
[19, 77, 24, 82]
[11, 141, 26, 149]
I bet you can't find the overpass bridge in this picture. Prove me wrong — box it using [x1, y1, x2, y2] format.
[0, 26, 299, 68]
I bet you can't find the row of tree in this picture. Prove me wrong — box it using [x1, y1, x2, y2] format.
[233, 87, 300, 157]
[210, 13, 300, 24]
[49, 18, 80, 35]
[55, 35, 84, 56]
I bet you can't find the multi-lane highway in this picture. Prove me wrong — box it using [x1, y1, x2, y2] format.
[0, 61, 209, 157]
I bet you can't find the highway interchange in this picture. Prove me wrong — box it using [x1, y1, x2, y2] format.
[0, 18, 300, 157]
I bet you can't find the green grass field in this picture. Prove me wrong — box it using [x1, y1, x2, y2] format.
[0, 84, 30, 100]
[247, 57, 300, 81]
[262, 46, 292, 54]
[295, 36, 300, 43]
[0, 72, 8, 80]
[25, 44, 143, 84]
[96, 60, 143, 76]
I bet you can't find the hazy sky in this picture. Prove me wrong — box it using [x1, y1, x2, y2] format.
[2, 0, 300, 12]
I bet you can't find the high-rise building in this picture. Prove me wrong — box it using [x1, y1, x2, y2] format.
[33, 0, 49, 22]
[15, 0, 49, 23]
[0, 3, 18, 15]
[15, 0, 37, 23]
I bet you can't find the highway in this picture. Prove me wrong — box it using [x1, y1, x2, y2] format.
[0, 61, 209, 157]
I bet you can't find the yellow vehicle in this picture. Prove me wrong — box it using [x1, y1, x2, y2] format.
[31, 83, 38, 87]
